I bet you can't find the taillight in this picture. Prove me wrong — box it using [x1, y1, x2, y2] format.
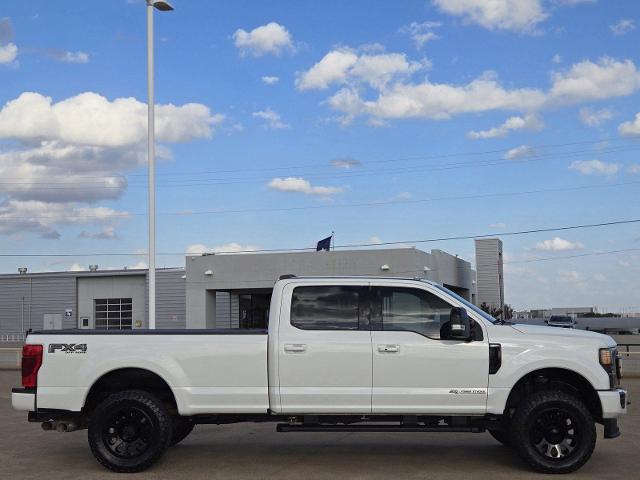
[21, 344, 43, 389]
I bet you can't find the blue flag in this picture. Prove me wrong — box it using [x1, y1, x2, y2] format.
[316, 236, 332, 251]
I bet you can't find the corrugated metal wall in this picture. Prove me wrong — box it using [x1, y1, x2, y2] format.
[0, 277, 31, 335]
[0, 275, 77, 334]
[474, 239, 504, 309]
[146, 270, 187, 329]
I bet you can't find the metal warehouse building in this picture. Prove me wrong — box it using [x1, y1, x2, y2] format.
[0, 247, 477, 338]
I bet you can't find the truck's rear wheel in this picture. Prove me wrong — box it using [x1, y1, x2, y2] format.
[171, 417, 195, 446]
[510, 390, 596, 474]
[88, 390, 173, 473]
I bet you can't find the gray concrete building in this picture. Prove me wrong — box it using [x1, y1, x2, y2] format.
[185, 248, 476, 329]
[0, 247, 476, 338]
[474, 238, 504, 312]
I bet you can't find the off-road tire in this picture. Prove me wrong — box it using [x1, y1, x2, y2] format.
[171, 417, 195, 446]
[510, 390, 596, 474]
[488, 428, 511, 447]
[88, 389, 173, 473]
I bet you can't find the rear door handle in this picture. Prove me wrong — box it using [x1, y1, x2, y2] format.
[284, 344, 307, 353]
[378, 344, 400, 353]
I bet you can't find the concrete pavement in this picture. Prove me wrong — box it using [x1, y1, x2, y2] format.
[1, 370, 637, 479]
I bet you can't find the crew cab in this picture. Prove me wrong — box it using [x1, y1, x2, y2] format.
[12, 276, 627, 473]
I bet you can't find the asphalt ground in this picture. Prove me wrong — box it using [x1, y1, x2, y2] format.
[1, 370, 637, 480]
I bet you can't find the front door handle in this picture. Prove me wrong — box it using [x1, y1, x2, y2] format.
[284, 344, 307, 353]
[378, 344, 400, 353]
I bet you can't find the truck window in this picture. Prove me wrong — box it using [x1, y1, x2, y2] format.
[291, 286, 363, 330]
[371, 287, 453, 339]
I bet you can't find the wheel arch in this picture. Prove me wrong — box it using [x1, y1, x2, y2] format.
[504, 367, 602, 421]
[83, 367, 178, 414]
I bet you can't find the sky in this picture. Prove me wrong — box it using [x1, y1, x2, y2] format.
[0, 0, 639, 311]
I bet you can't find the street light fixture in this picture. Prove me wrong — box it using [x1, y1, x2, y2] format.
[146, 0, 173, 329]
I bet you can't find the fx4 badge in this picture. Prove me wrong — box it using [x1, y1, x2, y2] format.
[449, 388, 486, 395]
[48, 343, 87, 354]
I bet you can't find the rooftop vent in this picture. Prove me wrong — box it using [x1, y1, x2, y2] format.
[18, 267, 27, 275]
[89, 265, 98, 272]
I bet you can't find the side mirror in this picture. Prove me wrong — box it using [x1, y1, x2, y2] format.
[448, 307, 472, 341]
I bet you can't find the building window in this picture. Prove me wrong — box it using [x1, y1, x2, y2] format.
[95, 298, 133, 330]
[291, 286, 363, 330]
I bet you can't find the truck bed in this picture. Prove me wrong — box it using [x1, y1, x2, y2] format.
[27, 329, 269, 415]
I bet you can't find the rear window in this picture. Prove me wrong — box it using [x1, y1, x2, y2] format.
[291, 286, 363, 330]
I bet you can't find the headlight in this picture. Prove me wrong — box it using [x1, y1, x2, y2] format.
[599, 347, 619, 388]
[599, 348, 613, 368]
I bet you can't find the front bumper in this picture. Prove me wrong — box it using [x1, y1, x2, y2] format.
[11, 388, 35, 411]
[598, 388, 628, 419]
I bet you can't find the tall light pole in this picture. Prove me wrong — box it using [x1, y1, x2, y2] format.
[147, 0, 173, 329]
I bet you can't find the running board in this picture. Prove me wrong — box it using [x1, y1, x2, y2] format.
[277, 424, 485, 433]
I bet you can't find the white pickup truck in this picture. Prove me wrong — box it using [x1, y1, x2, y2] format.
[12, 276, 627, 474]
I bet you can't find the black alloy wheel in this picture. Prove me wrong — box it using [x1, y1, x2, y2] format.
[88, 390, 173, 473]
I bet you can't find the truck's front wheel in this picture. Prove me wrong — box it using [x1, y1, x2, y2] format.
[510, 390, 596, 474]
[88, 390, 173, 473]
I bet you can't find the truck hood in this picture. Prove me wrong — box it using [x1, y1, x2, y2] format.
[510, 324, 616, 347]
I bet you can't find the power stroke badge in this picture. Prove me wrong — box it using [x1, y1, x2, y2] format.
[449, 388, 487, 395]
[48, 343, 87, 354]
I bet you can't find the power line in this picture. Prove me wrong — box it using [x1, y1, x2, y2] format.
[0, 218, 638, 257]
[2, 178, 639, 222]
[1, 143, 638, 189]
[505, 248, 640, 264]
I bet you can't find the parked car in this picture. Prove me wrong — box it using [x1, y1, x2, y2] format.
[12, 276, 626, 474]
[546, 315, 576, 328]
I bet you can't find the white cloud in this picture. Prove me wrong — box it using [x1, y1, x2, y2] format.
[327, 73, 546, 123]
[296, 48, 424, 91]
[0, 42, 17, 64]
[534, 237, 584, 251]
[69, 263, 84, 272]
[0, 92, 223, 147]
[78, 226, 118, 240]
[0, 91, 222, 238]
[253, 108, 290, 130]
[467, 113, 543, 139]
[369, 236, 382, 244]
[504, 144, 534, 160]
[233, 22, 294, 57]
[489, 222, 507, 228]
[558, 269, 584, 284]
[0, 200, 129, 239]
[627, 164, 640, 174]
[568, 159, 620, 175]
[49, 50, 90, 64]
[610, 19, 635, 36]
[186, 242, 260, 255]
[552, 54, 562, 64]
[579, 107, 613, 127]
[267, 177, 343, 196]
[400, 21, 442, 49]
[261, 75, 279, 85]
[432, 0, 548, 33]
[618, 112, 640, 137]
[548, 57, 640, 105]
[331, 157, 361, 169]
[316, 56, 640, 125]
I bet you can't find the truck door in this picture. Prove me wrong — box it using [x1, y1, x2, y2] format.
[277, 282, 372, 414]
[370, 284, 489, 414]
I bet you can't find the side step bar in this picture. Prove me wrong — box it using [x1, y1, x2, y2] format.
[277, 424, 485, 433]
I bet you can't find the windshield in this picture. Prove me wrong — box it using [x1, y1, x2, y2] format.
[431, 283, 498, 324]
